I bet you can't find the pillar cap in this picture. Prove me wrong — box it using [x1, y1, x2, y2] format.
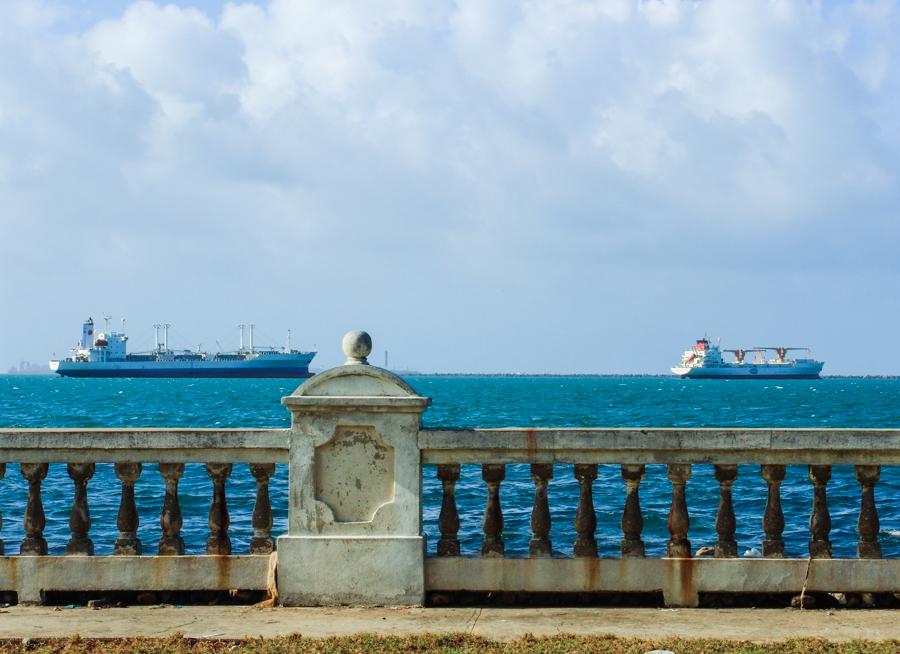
[283, 331, 430, 413]
[342, 330, 372, 365]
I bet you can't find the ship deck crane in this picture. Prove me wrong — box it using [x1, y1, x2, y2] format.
[753, 346, 810, 364]
[722, 347, 765, 364]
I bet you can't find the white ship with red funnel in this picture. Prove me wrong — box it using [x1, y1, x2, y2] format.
[671, 338, 824, 379]
[50, 317, 315, 378]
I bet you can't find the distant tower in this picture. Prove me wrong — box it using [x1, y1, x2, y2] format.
[81, 318, 94, 349]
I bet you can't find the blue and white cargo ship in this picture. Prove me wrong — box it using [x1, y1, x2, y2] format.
[671, 338, 824, 379]
[50, 318, 316, 378]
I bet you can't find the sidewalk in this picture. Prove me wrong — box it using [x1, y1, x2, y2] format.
[0, 606, 898, 642]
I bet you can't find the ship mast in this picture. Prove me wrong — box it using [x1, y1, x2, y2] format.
[286, 329, 292, 353]
[163, 323, 171, 352]
[153, 324, 161, 352]
[249, 324, 255, 353]
[238, 324, 245, 352]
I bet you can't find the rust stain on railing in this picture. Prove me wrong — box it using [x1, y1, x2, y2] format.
[664, 557, 697, 607]
[215, 553, 233, 589]
[524, 429, 538, 462]
[584, 556, 600, 590]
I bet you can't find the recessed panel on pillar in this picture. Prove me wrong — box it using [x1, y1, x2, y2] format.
[315, 426, 395, 523]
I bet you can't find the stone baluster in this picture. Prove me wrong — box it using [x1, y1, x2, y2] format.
[436, 464, 461, 556]
[620, 464, 645, 558]
[573, 464, 598, 558]
[761, 464, 786, 557]
[206, 463, 233, 555]
[855, 465, 882, 559]
[666, 463, 692, 558]
[0, 463, 5, 555]
[20, 463, 49, 555]
[529, 463, 553, 557]
[158, 463, 185, 555]
[250, 463, 275, 554]
[114, 463, 142, 555]
[714, 464, 738, 558]
[808, 465, 832, 558]
[66, 462, 96, 555]
[481, 464, 505, 557]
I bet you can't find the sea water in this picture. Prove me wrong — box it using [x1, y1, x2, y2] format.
[1, 375, 899, 558]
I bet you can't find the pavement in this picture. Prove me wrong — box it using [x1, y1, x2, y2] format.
[0, 606, 898, 642]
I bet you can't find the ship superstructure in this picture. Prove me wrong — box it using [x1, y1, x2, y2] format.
[50, 317, 316, 378]
[671, 337, 824, 379]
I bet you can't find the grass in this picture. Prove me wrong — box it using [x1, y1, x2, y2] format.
[1, 634, 899, 654]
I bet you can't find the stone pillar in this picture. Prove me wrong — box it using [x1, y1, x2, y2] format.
[276, 330, 431, 606]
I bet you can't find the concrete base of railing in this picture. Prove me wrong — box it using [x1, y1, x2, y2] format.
[426, 557, 900, 608]
[277, 535, 425, 606]
[3, 554, 897, 608]
[0, 555, 271, 605]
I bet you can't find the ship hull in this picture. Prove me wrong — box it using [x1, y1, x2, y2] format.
[51, 359, 314, 379]
[671, 364, 823, 380]
[675, 373, 821, 380]
[54, 367, 313, 378]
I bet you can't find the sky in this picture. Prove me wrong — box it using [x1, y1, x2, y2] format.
[1, 0, 899, 374]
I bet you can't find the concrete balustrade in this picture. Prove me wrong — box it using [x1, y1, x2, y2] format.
[422, 429, 900, 606]
[0, 331, 899, 608]
[0, 431, 285, 603]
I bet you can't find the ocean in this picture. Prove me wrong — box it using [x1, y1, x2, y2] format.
[1, 374, 899, 559]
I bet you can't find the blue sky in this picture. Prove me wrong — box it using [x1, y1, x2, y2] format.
[1, 0, 899, 374]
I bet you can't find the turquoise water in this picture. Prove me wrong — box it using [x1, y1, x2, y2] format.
[1, 375, 899, 558]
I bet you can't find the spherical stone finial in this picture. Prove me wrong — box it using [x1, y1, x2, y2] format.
[342, 330, 372, 365]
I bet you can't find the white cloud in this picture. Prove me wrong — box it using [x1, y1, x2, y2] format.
[87, 2, 245, 124]
[592, 106, 684, 174]
[2, 0, 900, 373]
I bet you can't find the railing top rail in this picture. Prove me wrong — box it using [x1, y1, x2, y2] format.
[0, 428, 290, 463]
[3, 425, 900, 464]
[420, 428, 900, 465]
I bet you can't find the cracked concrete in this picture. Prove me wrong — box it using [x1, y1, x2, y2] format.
[0, 607, 898, 642]
[467, 607, 482, 634]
